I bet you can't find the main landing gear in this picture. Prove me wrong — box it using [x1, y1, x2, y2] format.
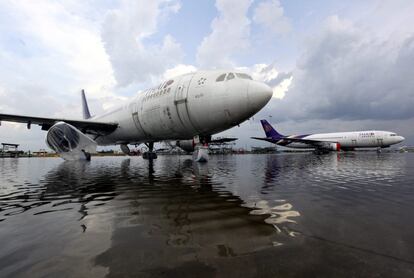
[142, 142, 158, 160]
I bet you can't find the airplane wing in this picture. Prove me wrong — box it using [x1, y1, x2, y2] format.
[0, 113, 118, 135]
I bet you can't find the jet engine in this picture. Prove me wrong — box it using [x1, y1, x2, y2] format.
[46, 121, 97, 160]
[318, 142, 341, 151]
[176, 140, 195, 153]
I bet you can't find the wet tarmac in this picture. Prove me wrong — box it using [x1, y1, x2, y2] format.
[1, 153, 414, 277]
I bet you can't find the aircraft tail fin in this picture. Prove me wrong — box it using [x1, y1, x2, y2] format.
[81, 89, 91, 120]
[260, 120, 285, 139]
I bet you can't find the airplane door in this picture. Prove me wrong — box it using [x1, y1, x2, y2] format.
[130, 102, 147, 137]
[174, 74, 198, 133]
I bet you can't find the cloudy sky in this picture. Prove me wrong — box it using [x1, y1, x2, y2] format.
[1, 0, 413, 150]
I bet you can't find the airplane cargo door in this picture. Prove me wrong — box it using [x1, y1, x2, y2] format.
[174, 74, 197, 133]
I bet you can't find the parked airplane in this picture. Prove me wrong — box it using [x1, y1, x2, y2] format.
[0, 70, 272, 161]
[252, 120, 405, 153]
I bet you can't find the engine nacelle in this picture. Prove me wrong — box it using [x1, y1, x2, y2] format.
[176, 140, 195, 153]
[319, 142, 341, 151]
[46, 122, 97, 160]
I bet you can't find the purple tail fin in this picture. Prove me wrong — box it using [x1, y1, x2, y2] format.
[260, 120, 285, 139]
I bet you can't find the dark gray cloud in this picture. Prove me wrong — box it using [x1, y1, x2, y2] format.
[267, 16, 414, 123]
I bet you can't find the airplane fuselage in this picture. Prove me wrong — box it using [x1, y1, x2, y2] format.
[92, 70, 272, 145]
[283, 131, 404, 149]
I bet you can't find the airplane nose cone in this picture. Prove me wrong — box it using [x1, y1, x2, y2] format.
[399, 136, 405, 143]
[248, 81, 273, 111]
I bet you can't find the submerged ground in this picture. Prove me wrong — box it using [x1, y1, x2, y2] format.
[1, 153, 414, 277]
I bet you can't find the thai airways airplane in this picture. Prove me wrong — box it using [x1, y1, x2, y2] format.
[0, 70, 272, 161]
[252, 120, 405, 153]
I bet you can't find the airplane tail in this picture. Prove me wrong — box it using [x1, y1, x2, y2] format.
[81, 89, 91, 120]
[260, 120, 285, 139]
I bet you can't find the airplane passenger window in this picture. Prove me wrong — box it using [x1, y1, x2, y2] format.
[227, 73, 235, 80]
[216, 74, 226, 82]
[236, 73, 253, 80]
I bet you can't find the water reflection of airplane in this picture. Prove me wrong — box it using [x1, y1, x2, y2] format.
[263, 152, 404, 187]
[93, 157, 301, 276]
[0, 159, 142, 221]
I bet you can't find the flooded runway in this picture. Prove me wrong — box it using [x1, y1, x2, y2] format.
[1, 153, 414, 277]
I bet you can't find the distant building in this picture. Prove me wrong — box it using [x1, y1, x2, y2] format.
[1, 143, 21, 158]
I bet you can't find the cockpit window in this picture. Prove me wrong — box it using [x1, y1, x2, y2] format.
[236, 73, 253, 80]
[390, 133, 397, 136]
[216, 74, 226, 82]
[227, 73, 235, 80]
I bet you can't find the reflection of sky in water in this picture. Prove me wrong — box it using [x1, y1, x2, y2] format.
[1, 153, 414, 277]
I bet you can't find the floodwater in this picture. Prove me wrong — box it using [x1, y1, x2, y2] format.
[1, 153, 414, 278]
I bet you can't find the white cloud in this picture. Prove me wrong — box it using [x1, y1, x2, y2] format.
[272, 76, 292, 99]
[196, 0, 252, 68]
[101, 0, 183, 88]
[253, 0, 291, 35]
[248, 64, 279, 82]
[0, 0, 119, 125]
[0, 1, 115, 98]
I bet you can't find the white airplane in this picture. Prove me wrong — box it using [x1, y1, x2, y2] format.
[0, 70, 272, 161]
[252, 120, 405, 153]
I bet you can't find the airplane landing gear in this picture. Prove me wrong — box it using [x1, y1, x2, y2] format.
[142, 142, 157, 159]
